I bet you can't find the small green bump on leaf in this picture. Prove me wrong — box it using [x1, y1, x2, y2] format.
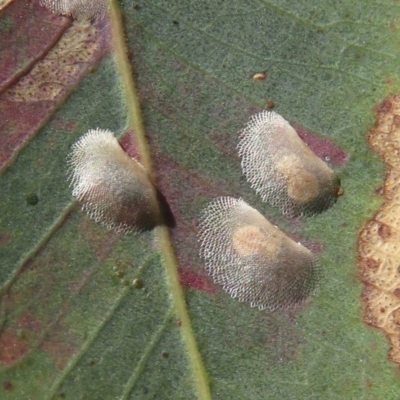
[161, 351, 169, 359]
[132, 278, 143, 289]
[26, 193, 39, 205]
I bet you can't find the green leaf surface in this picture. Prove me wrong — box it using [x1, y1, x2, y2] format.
[1, 0, 400, 398]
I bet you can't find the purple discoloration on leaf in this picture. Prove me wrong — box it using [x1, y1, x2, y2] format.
[209, 130, 240, 161]
[17, 313, 43, 333]
[79, 217, 121, 260]
[0, 232, 13, 246]
[41, 326, 77, 370]
[48, 116, 77, 132]
[290, 235, 323, 255]
[119, 130, 141, 161]
[294, 124, 348, 168]
[179, 267, 216, 294]
[0, 3, 112, 172]
[209, 104, 348, 170]
[0, 101, 54, 168]
[0, 328, 29, 365]
[153, 152, 226, 293]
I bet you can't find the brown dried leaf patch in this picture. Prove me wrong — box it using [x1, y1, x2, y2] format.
[0, 0, 70, 93]
[358, 93, 400, 364]
[6, 20, 98, 102]
[0, 6, 111, 172]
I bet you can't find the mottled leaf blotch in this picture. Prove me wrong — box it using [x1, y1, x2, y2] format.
[26, 193, 39, 206]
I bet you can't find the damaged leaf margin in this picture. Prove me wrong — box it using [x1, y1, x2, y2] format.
[358, 93, 400, 364]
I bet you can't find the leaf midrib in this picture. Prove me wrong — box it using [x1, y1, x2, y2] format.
[109, 2, 211, 399]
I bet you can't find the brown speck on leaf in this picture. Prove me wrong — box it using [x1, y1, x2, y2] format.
[385, 76, 397, 86]
[266, 100, 275, 109]
[393, 308, 400, 325]
[2, 381, 12, 391]
[393, 114, 400, 129]
[375, 185, 384, 196]
[376, 98, 392, 114]
[377, 223, 391, 239]
[361, 258, 379, 271]
[132, 278, 143, 289]
[252, 72, 266, 81]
